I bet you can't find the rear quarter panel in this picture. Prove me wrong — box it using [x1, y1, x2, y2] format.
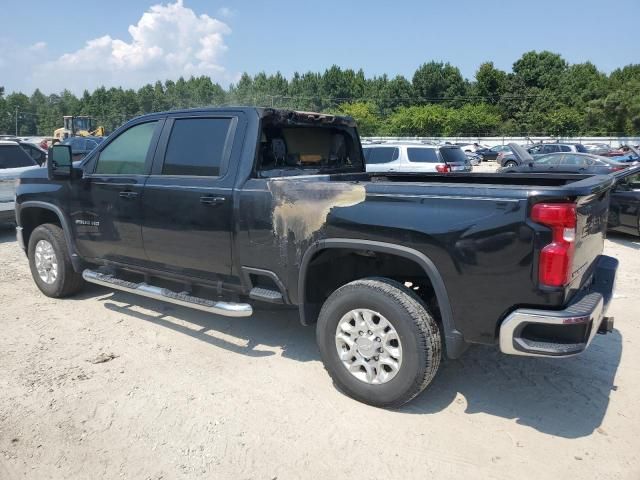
[237, 176, 564, 344]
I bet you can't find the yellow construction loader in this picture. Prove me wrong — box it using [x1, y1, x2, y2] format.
[53, 116, 105, 141]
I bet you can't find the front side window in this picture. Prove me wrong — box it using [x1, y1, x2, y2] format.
[560, 154, 583, 165]
[407, 148, 439, 163]
[95, 121, 158, 175]
[535, 154, 561, 165]
[162, 118, 232, 176]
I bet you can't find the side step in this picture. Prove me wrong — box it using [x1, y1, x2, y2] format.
[249, 287, 283, 304]
[82, 269, 253, 317]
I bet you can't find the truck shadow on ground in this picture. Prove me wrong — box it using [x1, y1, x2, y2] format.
[88, 285, 622, 440]
[403, 333, 622, 439]
[92, 286, 317, 362]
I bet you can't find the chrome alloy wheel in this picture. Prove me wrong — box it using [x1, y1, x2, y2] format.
[34, 239, 58, 284]
[335, 308, 403, 384]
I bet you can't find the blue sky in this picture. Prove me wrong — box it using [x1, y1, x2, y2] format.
[0, 0, 638, 94]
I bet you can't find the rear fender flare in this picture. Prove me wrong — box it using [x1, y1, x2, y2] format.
[298, 238, 467, 358]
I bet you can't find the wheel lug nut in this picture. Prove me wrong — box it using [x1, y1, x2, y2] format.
[374, 356, 379, 361]
[367, 331, 372, 335]
[378, 348, 383, 353]
[375, 337, 381, 342]
[358, 331, 364, 336]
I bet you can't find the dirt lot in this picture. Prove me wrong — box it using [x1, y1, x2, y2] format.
[0, 223, 639, 480]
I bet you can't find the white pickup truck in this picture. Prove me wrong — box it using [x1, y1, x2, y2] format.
[0, 140, 39, 223]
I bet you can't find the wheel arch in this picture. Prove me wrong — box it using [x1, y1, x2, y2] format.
[298, 238, 467, 358]
[18, 201, 82, 272]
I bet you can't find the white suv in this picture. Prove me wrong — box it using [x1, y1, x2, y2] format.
[363, 143, 472, 174]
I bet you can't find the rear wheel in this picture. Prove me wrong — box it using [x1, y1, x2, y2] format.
[316, 278, 441, 408]
[28, 223, 84, 298]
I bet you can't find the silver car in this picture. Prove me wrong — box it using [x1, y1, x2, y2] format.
[0, 141, 39, 223]
[363, 143, 472, 174]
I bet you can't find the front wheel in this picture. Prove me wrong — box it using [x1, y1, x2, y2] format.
[504, 160, 518, 168]
[28, 223, 84, 298]
[316, 278, 441, 408]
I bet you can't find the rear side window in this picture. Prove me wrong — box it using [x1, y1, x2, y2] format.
[162, 118, 232, 176]
[366, 147, 398, 164]
[95, 121, 158, 175]
[439, 147, 468, 164]
[575, 144, 587, 153]
[559, 145, 572, 152]
[0, 145, 36, 169]
[407, 148, 439, 163]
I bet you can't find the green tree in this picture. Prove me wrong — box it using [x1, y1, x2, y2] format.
[445, 104, 502, 135]
[473, 62, 507, 104]
[336, 102, 381, 136]
[385, 105, 450, 136]
[412, 61, 467, 106]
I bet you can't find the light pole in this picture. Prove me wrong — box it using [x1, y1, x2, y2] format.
[15, 107, 18, 136]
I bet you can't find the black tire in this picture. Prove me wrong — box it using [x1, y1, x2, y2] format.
[504, 160, 518, 168]
[316, 277, 441, 408]
[28, 223, 84, 298]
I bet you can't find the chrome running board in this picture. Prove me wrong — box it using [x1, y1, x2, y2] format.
[82, 269, 253, 317]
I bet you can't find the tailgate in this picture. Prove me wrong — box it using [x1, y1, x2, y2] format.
[533, 165, 640, 300]
[568, 190, 610, 294]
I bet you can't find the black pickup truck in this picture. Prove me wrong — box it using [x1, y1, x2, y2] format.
[15, 108, 631, 407]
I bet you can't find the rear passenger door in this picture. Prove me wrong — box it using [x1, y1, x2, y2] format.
[141, 113, 243, 281]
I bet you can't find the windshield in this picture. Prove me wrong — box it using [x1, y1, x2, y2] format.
[440, 147, 468, 164]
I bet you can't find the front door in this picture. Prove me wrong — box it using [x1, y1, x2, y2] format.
[141, 114, 240, 282]
[70, 120, 162, 265]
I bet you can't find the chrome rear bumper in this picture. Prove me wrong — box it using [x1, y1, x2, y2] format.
[499, 255, 617, 357]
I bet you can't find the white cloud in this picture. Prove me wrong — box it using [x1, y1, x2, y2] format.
[21, 0, 232, 93]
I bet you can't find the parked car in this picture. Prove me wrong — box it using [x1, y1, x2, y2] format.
[16, 107, 632, 407]
[499, 147, 628, 175]
[608, 171, 640, 236]
[363, 143, 472, 173]
[0, 140, 39, 223]
[465, 151, 482, 166]
[453, 143, 497, 161]
[608, 146, 640, 236]
[61, 136, 104, 161]
[500, 142, 588, 167]
[19, 141, 48, 166]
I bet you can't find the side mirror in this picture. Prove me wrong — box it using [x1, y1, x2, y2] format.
[48, 144, 73, 180]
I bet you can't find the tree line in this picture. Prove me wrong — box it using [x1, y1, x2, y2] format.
[1, 50, 639, 137]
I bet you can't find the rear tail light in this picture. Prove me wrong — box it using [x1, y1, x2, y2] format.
[436, 164, 451, 173]
[531, 203, 577, 287]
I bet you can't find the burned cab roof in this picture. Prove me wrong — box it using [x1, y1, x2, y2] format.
[261, 108, 356, 128]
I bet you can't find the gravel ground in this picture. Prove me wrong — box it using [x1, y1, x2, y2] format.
[0, 220, 639, 480]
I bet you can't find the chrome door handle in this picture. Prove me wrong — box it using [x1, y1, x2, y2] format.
[200, 195, 225, 206]
[119, 191, 139, 199]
